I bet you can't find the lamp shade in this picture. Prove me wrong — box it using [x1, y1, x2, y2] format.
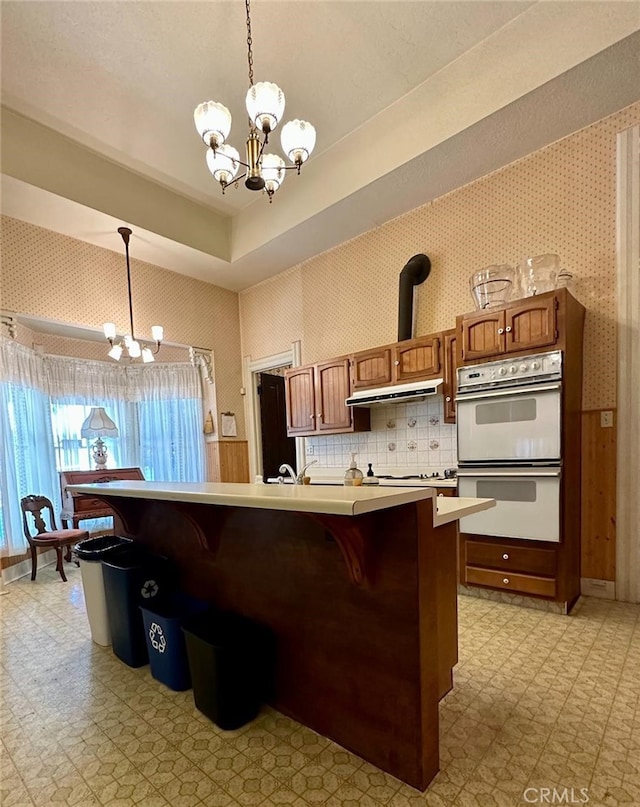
[206, 144, 240, 184]
[194, 101, 232, 147]
[246, 81, 285, 133]
[80, 408, 119, 438]
[261, 153, 286, 194]
[281, 119, 316, 164]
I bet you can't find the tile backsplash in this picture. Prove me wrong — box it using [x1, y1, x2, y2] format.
[305, 396, 457, 473]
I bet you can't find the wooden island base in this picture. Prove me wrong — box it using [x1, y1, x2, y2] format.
[82, 491, 462, 791]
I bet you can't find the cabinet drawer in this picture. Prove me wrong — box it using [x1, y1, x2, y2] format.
[74, 495, 112, 513]
[466, 566, 556, 598]
[466, 540, 555, 575]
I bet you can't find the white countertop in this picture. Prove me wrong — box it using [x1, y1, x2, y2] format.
[68, 480, 493, 523]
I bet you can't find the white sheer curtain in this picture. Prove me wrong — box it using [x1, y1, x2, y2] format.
[0, 337, 205, 558]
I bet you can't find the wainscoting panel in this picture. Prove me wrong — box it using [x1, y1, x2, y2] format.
[581, 409, 617, 581]
[206, 440, 250, 483]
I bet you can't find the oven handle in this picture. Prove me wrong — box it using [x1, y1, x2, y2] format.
[456, 468, 562, 478]
[455, 381, 561, 402]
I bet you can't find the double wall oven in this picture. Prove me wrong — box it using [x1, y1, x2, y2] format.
[456, 350, 563, 542]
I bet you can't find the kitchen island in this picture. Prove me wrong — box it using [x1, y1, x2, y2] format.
[68, 480, 493, 791]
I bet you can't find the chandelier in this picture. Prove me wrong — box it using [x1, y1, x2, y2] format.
[193, 0, 316, 202]
[102, 227, 164, 363]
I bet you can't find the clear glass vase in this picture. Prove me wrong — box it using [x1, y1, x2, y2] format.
[469, 265, 515, 310]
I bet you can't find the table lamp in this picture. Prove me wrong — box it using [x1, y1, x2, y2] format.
[80, 408, 119, 470]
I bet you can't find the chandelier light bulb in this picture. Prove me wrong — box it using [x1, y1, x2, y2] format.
[194, 101, 232, 148]
[128, 340, 141, 359]
[246, 81, 285, 134]
[108, 344, 123, 361]
[103, 322, 117, 341]
[206, 144, 241, 185]
[261, 154, 286, 194]
[151, 325, 164, 342]
[141, 347, 155, 363]
[281, 119, 316, 165]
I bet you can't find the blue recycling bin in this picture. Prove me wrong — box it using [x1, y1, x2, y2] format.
[140, 597, 207, 692]
[182, 611, 275, 730]
[102, 546, 171, 668]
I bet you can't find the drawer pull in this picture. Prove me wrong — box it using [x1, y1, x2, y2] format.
[503, 577, 510, 585]
[502, 553, 509, 560]
[497, 328, 504, 334]
[505, 326, 512, 333]
[394, 360, 400, 366]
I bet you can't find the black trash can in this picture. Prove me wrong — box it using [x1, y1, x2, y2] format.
[140, 596, 207, 692]
[182, 611, 274, 731]
[102, 547, 171, 667]
[74, 535, 133, 647]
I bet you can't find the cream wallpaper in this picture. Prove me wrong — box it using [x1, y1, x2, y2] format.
[0, 216, 245, 437]
[240, 102, 640, 411]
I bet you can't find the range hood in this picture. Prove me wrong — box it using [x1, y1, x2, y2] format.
[346, 378, 443, 407]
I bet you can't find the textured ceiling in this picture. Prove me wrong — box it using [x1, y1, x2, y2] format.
[1, 1, 639, 291]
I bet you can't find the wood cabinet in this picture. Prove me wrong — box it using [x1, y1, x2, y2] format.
[460, 535, 557, 599]
[285, 358, 370, 437]
[458, 293, 558, 362]
[351, 332, 443, 391]
[442, 329, 457, 424]
[60, 467, 144, 529]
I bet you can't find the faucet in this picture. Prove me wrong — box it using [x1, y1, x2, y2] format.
[278, 460, 318, 485]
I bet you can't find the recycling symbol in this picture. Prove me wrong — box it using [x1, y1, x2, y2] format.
[141, 579, 159, 599]
[148, 622, 166, 653]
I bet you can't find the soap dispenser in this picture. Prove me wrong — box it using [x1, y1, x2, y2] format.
[344, 453, 364, 486]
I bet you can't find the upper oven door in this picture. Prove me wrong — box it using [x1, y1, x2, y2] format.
[456, 382, 561, 464]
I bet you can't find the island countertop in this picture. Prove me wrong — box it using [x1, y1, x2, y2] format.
[67, 480, 494, 522]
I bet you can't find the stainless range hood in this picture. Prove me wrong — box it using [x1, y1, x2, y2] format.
[346, 378, 443, 407]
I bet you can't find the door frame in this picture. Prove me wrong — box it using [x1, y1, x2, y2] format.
[243, 342, 303, 482]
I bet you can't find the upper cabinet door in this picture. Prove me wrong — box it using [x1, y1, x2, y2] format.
[460, 310, 506, 361]
[393, 335, 441, 382]
[315, 359, 352, 431]
[285, 366, 316, 434]
[506, 296, 558, 353]
[350, 347, 393, 391]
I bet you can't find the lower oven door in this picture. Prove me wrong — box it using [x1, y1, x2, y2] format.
[457, 468, 561, 542]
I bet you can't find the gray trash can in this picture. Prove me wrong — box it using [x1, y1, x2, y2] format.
[74, 535, 132, 646]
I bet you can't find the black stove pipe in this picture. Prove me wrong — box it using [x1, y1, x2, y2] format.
[398, 254, 431, 341]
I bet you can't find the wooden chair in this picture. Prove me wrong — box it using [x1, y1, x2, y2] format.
[20, 495, 88, 582]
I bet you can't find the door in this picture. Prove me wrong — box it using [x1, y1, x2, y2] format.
[393, 335, 441, 382]
[442, 329, 457, 424]
[315, 359, 352, 431]
[458, 469, 561, 542]
[285, 366, 316, 434]
[506, 296, 558, 353]
[259, 374, 297, 480]
[350, 347, 393, 390]
[456, 383, 562, 463]
[460, 310, 505, 361]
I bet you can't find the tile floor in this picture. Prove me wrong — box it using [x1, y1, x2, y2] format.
[1, 565, 638, 807]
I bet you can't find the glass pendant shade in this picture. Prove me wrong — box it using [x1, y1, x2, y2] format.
[128, 340, 141, 359]
[261, 154, 286, 193]
[151, 325, 164, 342]
[281, 119, 316, 164]
[108, 343, 123, 361]
[246, 82, 285, 133]
[206, 144, 240, 184]
[141, 347, 155, 363]
[194, 101, 232, 147]
[103, 322, 117, 340]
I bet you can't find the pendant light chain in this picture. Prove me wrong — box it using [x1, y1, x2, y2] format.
[245, 0, 254, 88]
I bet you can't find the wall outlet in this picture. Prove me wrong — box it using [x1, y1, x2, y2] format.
[306, 444, 314, 455]
[600, 410, 613, 428]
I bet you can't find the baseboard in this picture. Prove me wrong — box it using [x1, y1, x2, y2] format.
[1, 550, 57, 585]
[580, 577, 616, 599]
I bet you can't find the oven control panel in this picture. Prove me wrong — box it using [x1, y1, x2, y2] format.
[457, 350, 562, 391]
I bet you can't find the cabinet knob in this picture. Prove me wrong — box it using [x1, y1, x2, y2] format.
[316, 413, 322, 418]
[502, 553, 509, 560]
[394, 360, 400, 366]
[497, 328, 504, 334]
[503, 577, 510, 585]
[505, 326, 512, 333]
[310, 415, 315, 420]
[445, 396, 451, 402]
[438, 493, 444, 497]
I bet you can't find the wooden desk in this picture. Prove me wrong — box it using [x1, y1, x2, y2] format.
[59, 468, 144, 529]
